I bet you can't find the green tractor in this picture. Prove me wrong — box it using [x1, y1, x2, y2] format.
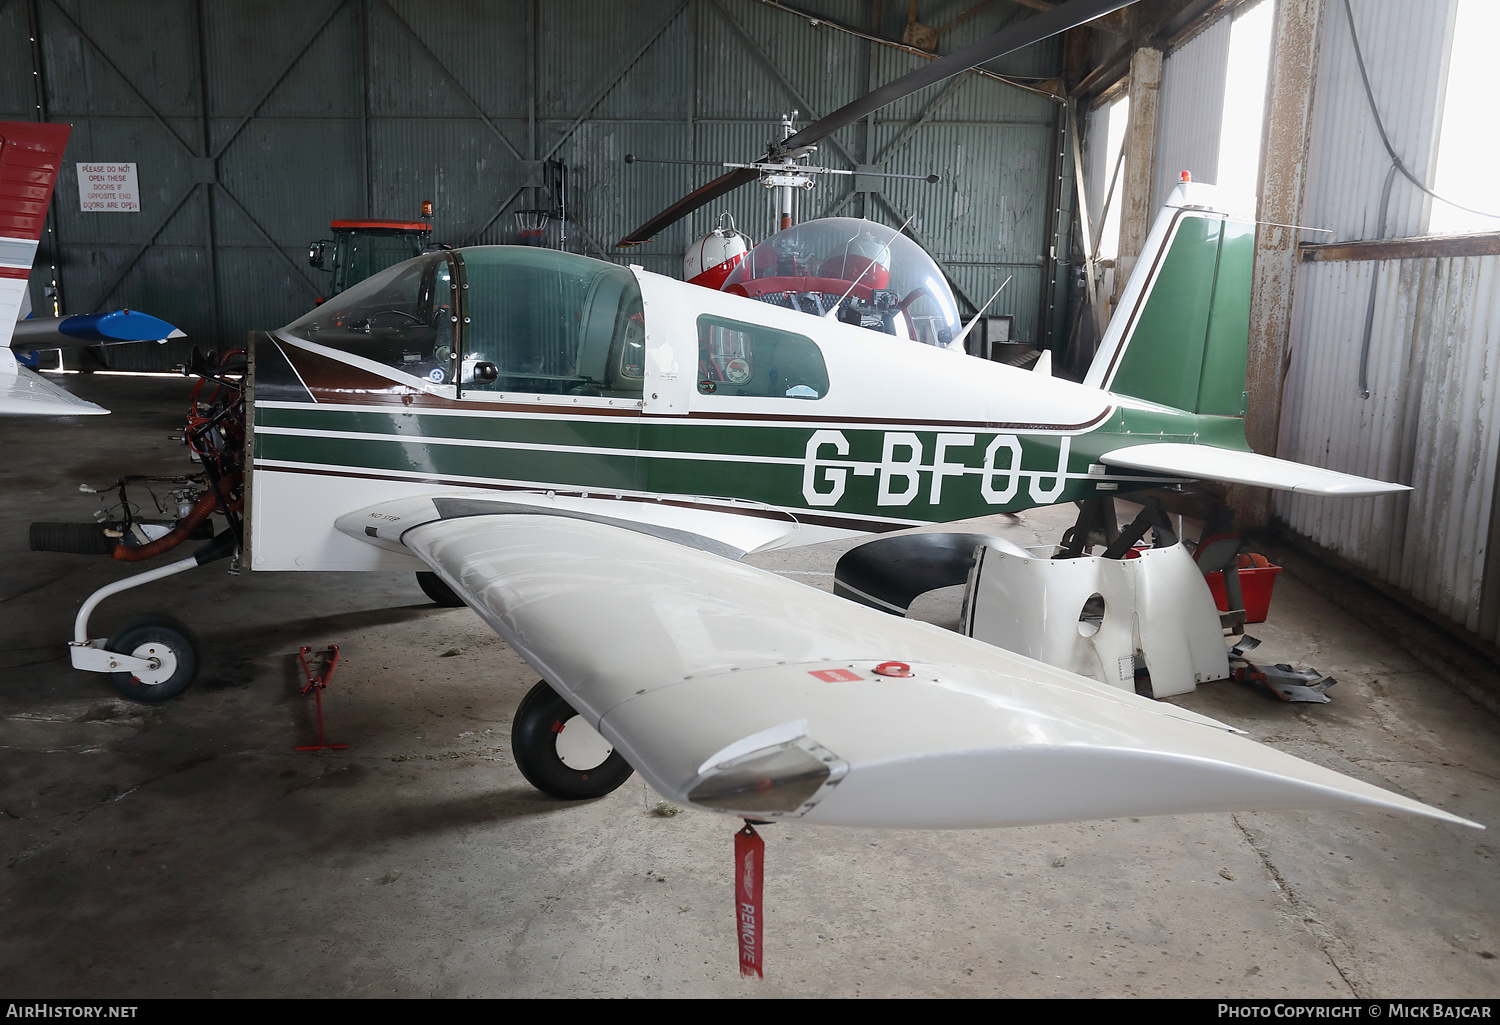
[307, 213, 439, 302]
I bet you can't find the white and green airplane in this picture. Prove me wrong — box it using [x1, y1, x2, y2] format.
[51, 176, 1474, 837]
[32, 0, 1481, 835]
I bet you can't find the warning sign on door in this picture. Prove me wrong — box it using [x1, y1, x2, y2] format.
[77, 163, 140, 212]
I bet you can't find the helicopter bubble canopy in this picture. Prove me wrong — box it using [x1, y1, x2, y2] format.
[719, 217, 960, 348]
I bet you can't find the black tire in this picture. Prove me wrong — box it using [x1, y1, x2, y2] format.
[106, 616, 199, 703]
[511, 680, 634, 800]
[416, 571, 465, 607]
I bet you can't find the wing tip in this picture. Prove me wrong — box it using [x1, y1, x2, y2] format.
[1299, 482, 1413, 496]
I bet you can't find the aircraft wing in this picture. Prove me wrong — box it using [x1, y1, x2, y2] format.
[337, 495, 1475, 831]
[1101, 443, 1410, 497]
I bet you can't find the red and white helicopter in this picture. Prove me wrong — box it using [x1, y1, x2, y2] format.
[9, 0, 1481, 840]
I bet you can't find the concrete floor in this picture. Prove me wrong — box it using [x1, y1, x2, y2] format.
[1, 373, 1496, 998]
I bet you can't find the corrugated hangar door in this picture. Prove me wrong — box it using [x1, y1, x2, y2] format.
[1, 0, 1071, 369]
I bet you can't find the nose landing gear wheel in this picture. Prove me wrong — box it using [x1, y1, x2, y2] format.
[511, 679, 634, 800]
[106, 616, 199, 703]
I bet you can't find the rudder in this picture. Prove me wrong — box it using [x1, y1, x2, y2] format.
[1084, 183, 1255, 418]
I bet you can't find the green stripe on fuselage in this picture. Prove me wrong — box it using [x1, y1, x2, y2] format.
[254, 402, 1243, 522]
[254, 406, 640, 452]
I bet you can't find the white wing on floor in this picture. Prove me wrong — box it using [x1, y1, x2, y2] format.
[336, 495, 1479, 832]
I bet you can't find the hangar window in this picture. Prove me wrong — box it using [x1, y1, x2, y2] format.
[1429, 0, 1500, 234]
[282, 253, 457, 385]
[458, 247, 644, 399]
[696, 315, 827, 399]
[1214, 0, 1273, 201]
[1096, 93, 1129, 262]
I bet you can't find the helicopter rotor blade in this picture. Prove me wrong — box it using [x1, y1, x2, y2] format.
[779, 0, 1137, 156]
[616, 0, 1139, 247]
[617, 165, 761, 247]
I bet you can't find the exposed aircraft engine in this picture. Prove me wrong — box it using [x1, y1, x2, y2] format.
[28, 346, 245, 563]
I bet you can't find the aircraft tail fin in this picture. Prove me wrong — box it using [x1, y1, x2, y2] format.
[0, 122, 70, 350]
[0, 122, 115, 415]
[1083, 182, 1256, 419]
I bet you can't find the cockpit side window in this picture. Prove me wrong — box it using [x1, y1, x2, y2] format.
[695, 315, 828, 400]
[457, 247, 644, 399]
[282, 254, 457, 384]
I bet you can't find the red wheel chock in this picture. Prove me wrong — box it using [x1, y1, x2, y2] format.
[295, 645, 349, 752]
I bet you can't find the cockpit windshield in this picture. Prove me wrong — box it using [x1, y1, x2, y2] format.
[720, 218, 960, 347]
[283, 253, 457, 385]
[281, 247, 644, 400]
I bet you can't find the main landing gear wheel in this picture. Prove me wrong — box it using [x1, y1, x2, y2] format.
[511, 680, 634, 800]
[416, 571, 465, 607]
[106, 616, 199, 703]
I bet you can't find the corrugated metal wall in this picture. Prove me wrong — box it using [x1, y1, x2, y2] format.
[1278, 255, 1500, 639]
[2, 0, 1069, 367]
[1079, 3, 1235, 362]
[1150, 13, 1228, 213]
[1272, 0, 1500, 642]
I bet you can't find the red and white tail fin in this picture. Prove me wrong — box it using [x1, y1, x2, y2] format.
[0, 121, 107, 415]
[0, 121, 69, 348]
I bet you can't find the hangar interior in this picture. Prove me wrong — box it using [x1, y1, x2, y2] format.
[2, 0, 1498, 999]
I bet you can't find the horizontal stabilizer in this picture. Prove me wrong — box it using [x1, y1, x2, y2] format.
[0, 350, 107, 415]
[344, 498, 1474, 831]
[1101, 443, 1409, 497]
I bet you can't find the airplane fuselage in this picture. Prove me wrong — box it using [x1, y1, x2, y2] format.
[247, 252, 1237, 571]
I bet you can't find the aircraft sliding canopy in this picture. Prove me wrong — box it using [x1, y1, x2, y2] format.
[281, 248, 645, 399]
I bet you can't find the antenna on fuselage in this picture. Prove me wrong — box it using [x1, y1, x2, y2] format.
[951, 275, 1014, 351]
